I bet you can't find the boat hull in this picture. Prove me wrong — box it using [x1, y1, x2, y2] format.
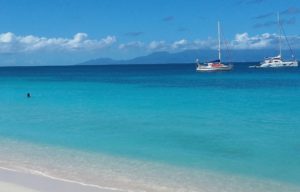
[196, 64, 233, 72]
[249, 61, 298, 68]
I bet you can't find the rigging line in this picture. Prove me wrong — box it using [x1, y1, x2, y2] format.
[220, 29, 233, 64]
[279, 22, 296, 59]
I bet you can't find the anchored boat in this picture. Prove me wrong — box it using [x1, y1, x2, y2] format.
[250, 13, 298, 68]
[196, 21, 233, 72]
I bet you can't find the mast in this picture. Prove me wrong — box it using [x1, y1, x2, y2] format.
[277, 12, 282, 57]
[218, 21, 221, 63]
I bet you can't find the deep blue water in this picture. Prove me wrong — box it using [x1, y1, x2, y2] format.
[0, 63, 300, 186]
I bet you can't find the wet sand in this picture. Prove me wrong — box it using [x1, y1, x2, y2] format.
[0, 168, 122, 192]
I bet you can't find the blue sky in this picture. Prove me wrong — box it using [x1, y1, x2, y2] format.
[0, 0, 299, 66]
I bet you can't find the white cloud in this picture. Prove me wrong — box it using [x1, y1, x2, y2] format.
[3, 31, 299, 55]
[0, 32, 117, 53]
[191, 38, 216, 49]
[0, 32, 15, 43]
[146, 38, 214, 51]
[148, 41, 166, 50]
[171, 39, 188, 49]
[231, 32, 275, 49]
[118, 41, 144, 50]
[141, 33, 300, 52]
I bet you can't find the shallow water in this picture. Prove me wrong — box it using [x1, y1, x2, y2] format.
[0, 64, 300, 191]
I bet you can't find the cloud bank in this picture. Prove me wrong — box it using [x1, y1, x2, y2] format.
[0, 32, 299, 56]
[0, 32, 116, 53]
[120, 33, 300, 53]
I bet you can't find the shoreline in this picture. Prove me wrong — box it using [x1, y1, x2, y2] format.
[1, 138, 300, 192]
[0, 167, 127, 192]
[2, 163, 300, 192]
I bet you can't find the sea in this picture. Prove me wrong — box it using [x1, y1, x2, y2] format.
[0, 63, 300, 192]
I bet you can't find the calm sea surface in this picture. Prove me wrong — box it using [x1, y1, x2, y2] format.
[0, 63, 300, 191]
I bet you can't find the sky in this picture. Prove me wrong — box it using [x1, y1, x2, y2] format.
[0, 0, 299, 66]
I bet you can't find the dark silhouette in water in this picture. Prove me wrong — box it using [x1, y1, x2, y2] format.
[27, 93, 31, 98]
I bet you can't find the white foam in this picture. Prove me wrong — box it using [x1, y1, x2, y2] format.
[0, 166, 142, 192]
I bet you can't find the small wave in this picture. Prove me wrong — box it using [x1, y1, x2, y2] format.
[0, 166, 144, 192]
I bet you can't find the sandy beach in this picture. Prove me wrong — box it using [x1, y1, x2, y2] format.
[0, 168, 120, 192]
[0, 181, 40, 192]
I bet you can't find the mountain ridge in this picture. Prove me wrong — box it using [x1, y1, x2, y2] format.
[78, 49, 300, 65]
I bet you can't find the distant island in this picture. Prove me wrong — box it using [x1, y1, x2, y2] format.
[78, 49, 300, 65]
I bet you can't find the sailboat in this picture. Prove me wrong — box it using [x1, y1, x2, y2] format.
[250, 13, 298, 68]
[196, 21, 233, 72]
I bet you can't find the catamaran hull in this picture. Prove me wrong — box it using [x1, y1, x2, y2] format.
[251, 13, 298, 69]
[249, 61, 298, 68]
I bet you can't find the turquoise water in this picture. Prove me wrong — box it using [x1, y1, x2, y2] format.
[0, 64, 300, 190]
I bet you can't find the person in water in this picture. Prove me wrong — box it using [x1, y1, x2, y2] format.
[27, 93, 31, 98]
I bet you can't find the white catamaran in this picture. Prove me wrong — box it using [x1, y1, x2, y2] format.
[250, 13, 298, 68]
[196, 21, 233, 72]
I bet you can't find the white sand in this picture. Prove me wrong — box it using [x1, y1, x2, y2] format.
[0, 168, 118, 192]
[0, 181, 40, 192]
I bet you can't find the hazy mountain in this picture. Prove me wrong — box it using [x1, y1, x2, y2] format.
[78, 49, 300, 65]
